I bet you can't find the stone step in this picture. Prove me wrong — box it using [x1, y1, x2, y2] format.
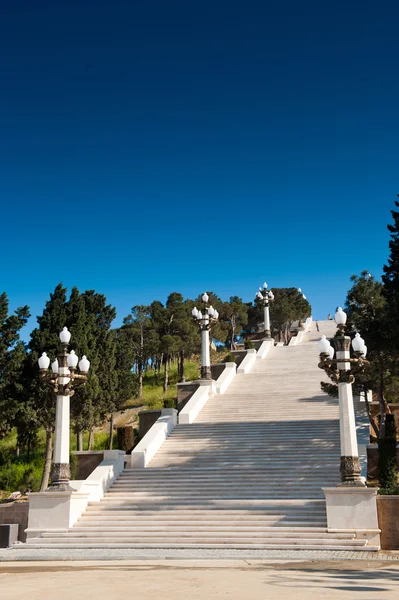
[99, 492, 328, 500]
[75, 524, 328, 531]
[119, 468, 336, 477]
[88, 499, 326, 507]
[21, 542, 378, 551]
[107, 484, 333, 489]
[23, 539, 371, 549]
[42, 530, 357, 540]
[109, 484, 335, 490]
[78, 520, 328, 527]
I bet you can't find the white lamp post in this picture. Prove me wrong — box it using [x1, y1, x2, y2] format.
[318, 308, 368, 486]
[38, 328, 90, 490]
[257, 282, 274, 339]
[192, 293, 219, 380]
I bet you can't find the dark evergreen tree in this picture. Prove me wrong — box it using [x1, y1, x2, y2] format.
[67, 289, 116, 449]
[383, 196, 399, 351]
[0, 293, 30, 437]
[122, 305, 158, 398]
[344, 271, 396, 438]
[220, 296, 248, 350]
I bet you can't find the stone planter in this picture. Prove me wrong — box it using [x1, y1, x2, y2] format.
[71, 451, 105, 480]
[138, 410, 162, 438]
[0, 501, 29, 542]
[377, 495, 399, 550]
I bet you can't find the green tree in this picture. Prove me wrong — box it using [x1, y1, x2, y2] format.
[122, 305, 158, 398]
[383, 196, 399, 351]
[166, 293, 198, 382]
[67, 289, 117, 449]
[344, 271, 396, 438]
[244, 288, 311, 344]
[0, 293, 30, 437]
[220, 296, 248, 350]
[193, 291, 228, 346]
[108, 326, 137, 448]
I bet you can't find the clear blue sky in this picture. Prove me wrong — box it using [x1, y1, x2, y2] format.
[1, 1, 398, 338]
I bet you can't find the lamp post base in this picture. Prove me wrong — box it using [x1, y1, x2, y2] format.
[263, 330, 271, 338]
[200, 366, 212, 380]
[339, 456, 365, 487]
[47, 463, 73, 491]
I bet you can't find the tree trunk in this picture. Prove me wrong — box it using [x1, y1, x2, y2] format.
[163, 355, 169, 392]
[178, 350, 185, 382]
[77, 430, 83, 451]
[87, 427, 94, 451]
[138, 362, 143, 399]
[230, 324, 236, 350]
[378, 353, 391, 439]
[40, 428, 53, 492]
[363, 384, 380, 439]
[109, 413, 115, 450]
[27, 434, 31, 462]
[154, 357, 160, 385]
[138, 326, 144, 398]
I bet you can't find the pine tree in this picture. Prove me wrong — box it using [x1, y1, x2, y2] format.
[67, 289, 116, 449]
[220, 296, 248, 350]
[0, 293, 30, 437]
[122, 305, 158, 398]
[383, 197, 399, 350]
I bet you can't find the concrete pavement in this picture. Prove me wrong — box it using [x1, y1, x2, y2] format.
[0, 558, 399, 600]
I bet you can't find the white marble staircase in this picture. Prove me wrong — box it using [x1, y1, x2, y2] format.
[24, 320, 378, 550]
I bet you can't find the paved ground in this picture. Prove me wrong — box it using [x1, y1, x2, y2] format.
[2, 547, 399, 561]
[0, 558, 399, 599]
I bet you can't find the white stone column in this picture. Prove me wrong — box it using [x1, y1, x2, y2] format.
[201, 312, 211, 380]
[264, 302, 271, 338]
[53, 394, 71, 465]
[336, 335, 363, 486]
[50, 355, 72, 490]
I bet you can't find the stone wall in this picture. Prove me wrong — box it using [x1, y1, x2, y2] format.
[177, 383, 200, 412]
[377, 496, 399, 550]
[211, 363, 226, 381]
[139, 410, 162, 438]
[72, 451, 104, 480]
[0, 502, 29, 542]
[231, 350, 247, 367]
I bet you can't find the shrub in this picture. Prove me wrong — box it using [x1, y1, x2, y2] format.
[163, 398, 176, 409]
[244, 340, 255, 349]
[378, 414, 398, 490]
[224, 353, 236, 363]
[117, 426, 135, 453]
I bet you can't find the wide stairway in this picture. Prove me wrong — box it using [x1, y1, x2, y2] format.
[26, 321, 377, 550]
